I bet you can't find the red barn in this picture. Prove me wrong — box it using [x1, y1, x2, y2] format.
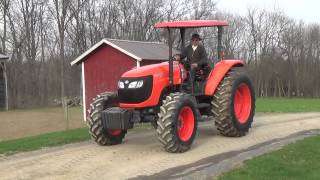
[71, 39, 178, 120]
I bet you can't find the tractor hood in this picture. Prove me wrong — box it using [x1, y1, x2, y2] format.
[118, 61, 186, 107]
[121, 61, 184, 78]
[118, 62, 187, 108]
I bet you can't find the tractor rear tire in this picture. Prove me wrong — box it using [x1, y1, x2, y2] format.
[157, 92, 199, 153]
[211, 67, 255, 137]
[86, 92, 127, 145]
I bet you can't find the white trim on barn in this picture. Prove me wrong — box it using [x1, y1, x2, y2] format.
[4, 63, 8, 111]
[82, 62, 86, 121]
[70, 39, 142, 66]
[0, 57, 9, 111]
[136, 61, 140, 68]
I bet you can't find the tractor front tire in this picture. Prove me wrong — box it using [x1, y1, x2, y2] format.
[86, 92, 127, 145]
[157, 92, 199, 153]
[211, 67, 255, 137]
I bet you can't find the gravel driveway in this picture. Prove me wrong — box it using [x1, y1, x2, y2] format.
[1, 112, 320, 180]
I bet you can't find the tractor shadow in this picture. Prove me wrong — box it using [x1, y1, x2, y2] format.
[122, 122, 222, 152]
[193, 122, 221, 147]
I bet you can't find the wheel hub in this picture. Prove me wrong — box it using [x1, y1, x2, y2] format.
[108, 129, 122, 136]
[234, 83, 252, 123]
[177, 106, 195, 141]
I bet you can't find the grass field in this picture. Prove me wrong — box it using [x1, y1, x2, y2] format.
[256, 98, 320, 112]
[218, 135, 320, 180]
[0, 128, 89, 155]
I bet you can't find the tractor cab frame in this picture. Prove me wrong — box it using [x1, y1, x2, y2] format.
[154, 20, 228, 93]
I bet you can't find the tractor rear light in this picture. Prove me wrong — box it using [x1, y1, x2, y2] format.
[220, 51, 225, 60]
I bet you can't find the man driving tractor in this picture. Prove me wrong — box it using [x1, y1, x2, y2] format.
[175, 33, 208, 82]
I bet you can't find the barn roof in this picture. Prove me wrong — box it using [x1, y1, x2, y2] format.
[0, 53, 8, 61]
[71, 39, 179, 66]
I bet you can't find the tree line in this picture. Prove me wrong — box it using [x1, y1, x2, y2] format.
[0, 0, 319, 109]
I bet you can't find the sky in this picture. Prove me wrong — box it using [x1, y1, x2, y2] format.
[216, 0, 320, 24]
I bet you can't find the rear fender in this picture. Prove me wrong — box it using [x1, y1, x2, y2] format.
[204, 60, 244, 96]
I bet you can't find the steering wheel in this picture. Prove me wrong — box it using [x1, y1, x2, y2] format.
[171, 55, 190, 70]
[180, 58, 190, 70]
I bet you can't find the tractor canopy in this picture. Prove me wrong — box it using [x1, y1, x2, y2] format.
[154, 20, 228, 28]
[154, 20, 229, 90]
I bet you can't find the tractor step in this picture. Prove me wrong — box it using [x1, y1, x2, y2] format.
[197, 103, 210, 109]
[199, 115, 213, 122]
[181, 83, 191, 93]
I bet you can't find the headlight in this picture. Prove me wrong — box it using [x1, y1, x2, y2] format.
[128, 80, 144, 88]
[136, 80, 143, 88]
[118, 81, 124, 89]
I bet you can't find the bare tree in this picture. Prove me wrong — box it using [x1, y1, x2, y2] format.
[50, 0, 72, 109]
[2, 0, 320, 110]
[0, 0, 10, 53]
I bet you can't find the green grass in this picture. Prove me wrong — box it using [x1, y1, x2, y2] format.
[218, 135, 320, 180]
[0, 128, 90, 155]
[256, 98, 320, 112]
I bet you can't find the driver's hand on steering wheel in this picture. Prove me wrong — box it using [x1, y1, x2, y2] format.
[191, 63, 198, 68]
[173, 54, 181, 61]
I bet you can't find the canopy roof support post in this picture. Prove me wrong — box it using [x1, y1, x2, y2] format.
[180, 28, 185, 50]
[217, 26, 223, 60]
[168, 28, 174, 91]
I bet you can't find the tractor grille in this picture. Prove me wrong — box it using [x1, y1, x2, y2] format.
[118, 75, 153, 104]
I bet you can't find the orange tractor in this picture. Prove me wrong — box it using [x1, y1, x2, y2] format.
[86, 20, 255, 153]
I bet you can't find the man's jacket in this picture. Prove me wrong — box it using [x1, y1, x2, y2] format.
[181, 44, 208, 66]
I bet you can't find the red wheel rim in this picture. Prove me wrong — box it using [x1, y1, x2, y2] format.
[177, 106, 195, 141]
[234, 83, 252, 124]
[108, 129, 121, 136]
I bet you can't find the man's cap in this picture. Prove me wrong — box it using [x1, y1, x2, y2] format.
[191, 33, 202, 40]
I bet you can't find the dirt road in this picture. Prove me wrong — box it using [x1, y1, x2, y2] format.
[1, 113, 320, 180]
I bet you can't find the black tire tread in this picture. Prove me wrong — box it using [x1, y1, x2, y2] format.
[211, 67, 254, 137]
[157, 92, 197, 153]
[86, 92, 126, 145]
